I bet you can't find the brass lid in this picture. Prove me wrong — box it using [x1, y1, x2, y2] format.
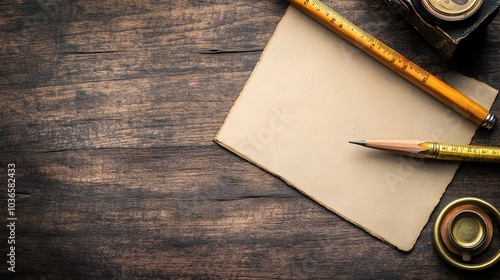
[449, 211, 485, 249]
[421, 0, 484, 22]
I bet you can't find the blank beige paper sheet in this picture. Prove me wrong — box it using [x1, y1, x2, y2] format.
[215, 6, 498, 251]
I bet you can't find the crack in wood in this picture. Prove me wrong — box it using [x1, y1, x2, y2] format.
[197, 49, 263, 55]
[62, 51, 124, 55]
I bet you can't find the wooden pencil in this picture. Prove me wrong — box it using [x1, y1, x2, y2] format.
[349, 140, 500, 162]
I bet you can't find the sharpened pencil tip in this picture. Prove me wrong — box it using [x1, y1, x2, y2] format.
[349, 140, 367, 146]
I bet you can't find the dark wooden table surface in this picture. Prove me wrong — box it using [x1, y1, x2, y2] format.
[1, 0, 499, 279]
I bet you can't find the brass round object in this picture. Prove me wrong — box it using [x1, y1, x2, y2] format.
[420, 0, 484, 22]
[439, 204, 493, 262]
[433, 197, 500, 271]
[450, 211, 485, 249]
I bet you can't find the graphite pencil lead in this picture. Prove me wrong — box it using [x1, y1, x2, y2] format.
[348, 140, 367, 146]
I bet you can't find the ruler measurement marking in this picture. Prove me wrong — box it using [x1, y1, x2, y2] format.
[306, 0, 429, 83]
[437, 144, 500, 161]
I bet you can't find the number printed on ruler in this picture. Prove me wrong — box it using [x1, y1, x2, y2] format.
[304, 0, 431, 83]
[437, 144, 500, 161]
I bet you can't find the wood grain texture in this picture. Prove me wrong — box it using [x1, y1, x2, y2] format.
[0, 0, 499, 279]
